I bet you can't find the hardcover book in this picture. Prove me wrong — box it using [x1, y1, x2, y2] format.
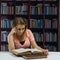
[12, 48, 48, 59]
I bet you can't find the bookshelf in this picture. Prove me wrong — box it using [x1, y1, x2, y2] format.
[0, 0, 29, 51]
[0, 0, 59, 51]
[29, 0, 59, 51]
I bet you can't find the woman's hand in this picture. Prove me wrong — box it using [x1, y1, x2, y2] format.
[12, 27, 16, 32]
[10, 27, 16, 35]
[42, 49, 49, 55]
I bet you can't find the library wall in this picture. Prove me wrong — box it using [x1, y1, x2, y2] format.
[0, 0, 59, 51]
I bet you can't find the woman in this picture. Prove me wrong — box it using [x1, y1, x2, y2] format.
[8, 17, 48, 55]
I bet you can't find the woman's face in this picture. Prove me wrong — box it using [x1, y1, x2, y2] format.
[16, 25, 26, 36]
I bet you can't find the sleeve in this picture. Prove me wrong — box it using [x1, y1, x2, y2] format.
[27, 29, 35, 41]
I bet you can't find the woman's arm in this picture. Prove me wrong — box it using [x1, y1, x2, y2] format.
[28, 29, 48, 55]
[31, 40, 44, 50]
[8, 34, 15, 53]
[30, 40, 48, 55]
[8, 28, 16, 53]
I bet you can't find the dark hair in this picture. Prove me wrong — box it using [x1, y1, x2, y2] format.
[12, 17, 27, 28]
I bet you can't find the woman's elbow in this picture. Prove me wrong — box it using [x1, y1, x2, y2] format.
[8, 44, 15, 53]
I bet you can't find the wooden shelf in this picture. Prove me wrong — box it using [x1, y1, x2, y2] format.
[1, 28, 11, 31]
[30, 28, 43, 32]
[1, 41, 8, 44]
[45, 29, 58, 33]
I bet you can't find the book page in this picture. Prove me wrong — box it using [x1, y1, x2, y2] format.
[12, 48, 42, 53]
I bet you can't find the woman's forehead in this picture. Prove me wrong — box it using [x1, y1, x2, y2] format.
[16, 25, 25, 28]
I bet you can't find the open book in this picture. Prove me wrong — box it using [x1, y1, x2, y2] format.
[12, 48, 48, 59]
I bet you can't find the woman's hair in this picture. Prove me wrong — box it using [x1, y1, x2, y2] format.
[12, 17, 27, 28]
[12, 17, 27, 39]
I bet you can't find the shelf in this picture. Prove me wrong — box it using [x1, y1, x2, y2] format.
[44, 15, 58, 19]
[44, 1, 58, 5]
[30, 15, 43, 19]
[30, 1, 43, 4]
[1, 14, 14, 17]
[1, 1, 14, 2]
[15, 1, 29, 3]
[1, 28, 11, 31]
[1, 41, 8, 44]
[30, 28, 43, 32]
[15, 15, 29, 18]
[45, 28, 58, 33]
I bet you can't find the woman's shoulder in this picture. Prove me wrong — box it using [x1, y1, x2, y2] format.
[26, 29, 32, 33]
[26, 29, 35, 40]
[26, 29, 33, 37]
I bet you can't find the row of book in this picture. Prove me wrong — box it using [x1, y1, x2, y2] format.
[30, 19, 43, 28]
[1, 44, 8, 51]
[33, 32, 57, 42]
[44, 4, 57, 15]
[1, 3, 14, 14]
[44, 19, 57, 29]
[33, 32, 43, 42]
[1, 17, 13, 28]
[15, 4, 28, 15]
[1, 31, 57, 42]
[1, 17, 57, 29]
[1, 3, 28, 15]
[30, 19, 57, 28]
[30, 4, 42, 15]
[1, 31, 9, 42]
[45, 32, 57, 42]
[30, 4, 57, 15]
[1, 31, 42, 42]
[0, 44, 57, 51]
[45, 45, 57, 51]
[0, 3, 57, 15]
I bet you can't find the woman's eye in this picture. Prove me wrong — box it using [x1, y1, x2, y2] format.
[18, 29, 21, 30]
[17, 28, 25, 30]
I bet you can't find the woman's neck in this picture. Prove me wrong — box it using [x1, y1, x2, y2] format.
[13, 30, 27, 42]
[15, 33, 25, 42]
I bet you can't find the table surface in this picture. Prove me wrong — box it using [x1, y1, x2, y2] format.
[0, 51, 60, 60]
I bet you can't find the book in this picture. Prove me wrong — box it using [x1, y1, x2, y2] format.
[12, 48, 48, 59]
